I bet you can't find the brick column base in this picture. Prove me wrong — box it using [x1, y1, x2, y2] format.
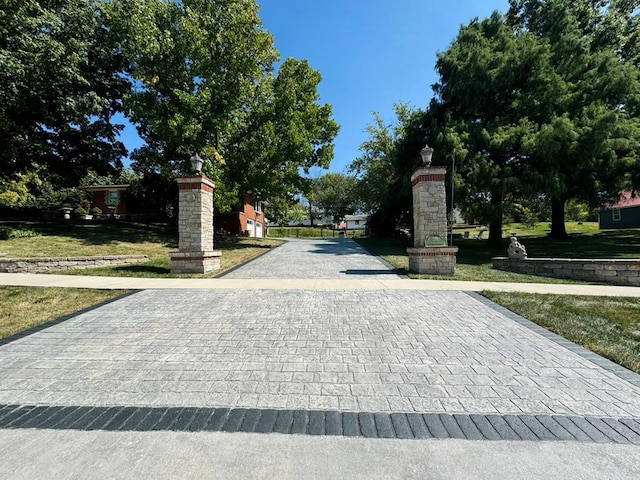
[407, 246, 459, 275]
[170, 250, 221, 274]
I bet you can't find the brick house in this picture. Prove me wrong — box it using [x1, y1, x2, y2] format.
[81, 184, 129, 218]
[218, 193, 268, 238]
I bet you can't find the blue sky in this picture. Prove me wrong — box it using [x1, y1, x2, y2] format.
[118, 0, 510, 174]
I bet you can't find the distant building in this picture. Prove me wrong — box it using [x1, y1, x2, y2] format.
[344, 214, 370, 231]
[218, 193, 268, 238]
[81, 184, 129, 218]
[599, 190, 640, 229]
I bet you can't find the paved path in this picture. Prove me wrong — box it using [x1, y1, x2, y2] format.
[222, 238, 404, 279]
[1, 238, 640, 478]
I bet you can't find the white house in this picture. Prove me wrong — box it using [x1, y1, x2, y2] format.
[344, 214, 369, 230]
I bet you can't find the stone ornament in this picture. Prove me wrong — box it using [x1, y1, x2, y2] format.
[508, 236, 527, 259]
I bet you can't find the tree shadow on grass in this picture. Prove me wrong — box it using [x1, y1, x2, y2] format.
[356, 229, 640, 267]
[15, 220, 177, 248]
[110, 264, 170, 275]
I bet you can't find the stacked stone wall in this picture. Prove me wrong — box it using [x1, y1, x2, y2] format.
[492, 257, 640, 286]
[0, 255, 148, 273]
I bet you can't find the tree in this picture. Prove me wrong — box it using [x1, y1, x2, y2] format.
[350, 104, 425, 217]
[223, 58, 339, 204]
[113, 1, 338, 213]
[312, 173, 361, 223]
[508, 0, 640, 238]
[349, 104, 437, 235]
[0, 172, 42, 208]
[0, 0, 129, 186]
[264, 196, 307, 226]
[433, 13, 558, 247]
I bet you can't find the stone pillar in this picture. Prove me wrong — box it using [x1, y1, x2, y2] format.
[170, 175, 221, 274]
[406, 166, 458, 275]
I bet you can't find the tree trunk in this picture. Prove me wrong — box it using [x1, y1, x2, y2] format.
[309, 203, 314, 227]
[488, 221, 503, 249]
[550, 197, 568, 239]
[486, 190, 503, 249]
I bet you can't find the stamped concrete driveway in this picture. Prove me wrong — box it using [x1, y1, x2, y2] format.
[1, 238, 640, 479]
[221, 238, 403, 279]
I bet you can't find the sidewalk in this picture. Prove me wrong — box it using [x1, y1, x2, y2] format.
[2, 272, 640, 297]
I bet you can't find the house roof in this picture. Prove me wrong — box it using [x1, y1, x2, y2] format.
[81, 184, 130, 191]
[607, 190, 640, 210]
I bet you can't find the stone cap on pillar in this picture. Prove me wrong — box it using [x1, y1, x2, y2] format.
[176, 175, 215, 192]
[411, 166, 447, 186]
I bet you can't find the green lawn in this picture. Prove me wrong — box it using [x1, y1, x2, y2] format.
[0, 286, 127, 340]
[355, 222, 640, 282]
[482, 292, 640, 374]
[0, 220, 283, 277]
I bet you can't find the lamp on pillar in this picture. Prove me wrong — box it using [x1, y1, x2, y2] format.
[190, 153, 203, 173]
[420, 144, 434, 167]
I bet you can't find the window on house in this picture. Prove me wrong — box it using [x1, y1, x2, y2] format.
[254, 201, 261, 213]
[107, 191, 119, 204]
[355, 220, 360, 225]
[612, 208, 621, 221]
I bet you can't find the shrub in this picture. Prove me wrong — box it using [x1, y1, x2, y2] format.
[0, 226, 40, 240]
[90, 207, 102, 215]
[75, 206, 88, 215]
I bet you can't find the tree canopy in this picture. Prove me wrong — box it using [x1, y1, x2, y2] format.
[111, 0, 338, 212]
[1, 0, 339, 216]
[507, 0, 640, 238]
[312, 173, 361, 223]
[349, 2, 640, 244]
[1, 0, 128, 187]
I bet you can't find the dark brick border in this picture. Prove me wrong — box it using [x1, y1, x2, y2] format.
[1, 404, 638, 443]
[466, 291, 640, 388]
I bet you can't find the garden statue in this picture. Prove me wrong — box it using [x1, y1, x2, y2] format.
[508, 236, 527, 259]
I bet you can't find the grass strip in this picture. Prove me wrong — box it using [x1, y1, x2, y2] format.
[483, 292, 640, 374]
[354, 237, 581, 283]
[0, 287, 128, 340]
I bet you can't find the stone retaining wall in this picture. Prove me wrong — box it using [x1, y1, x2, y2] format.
[0, 255, 148, 273]
[492, 257, 640, 286]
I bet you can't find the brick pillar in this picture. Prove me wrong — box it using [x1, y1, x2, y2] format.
[170, 175, 221, 274]
[407, 166, 458, 275]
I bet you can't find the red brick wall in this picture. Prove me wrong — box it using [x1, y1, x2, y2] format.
[218, 194, 266, 237]
[88, 189, 128, 216]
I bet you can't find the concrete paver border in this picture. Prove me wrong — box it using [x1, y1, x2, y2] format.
[1, 403, 639, 444]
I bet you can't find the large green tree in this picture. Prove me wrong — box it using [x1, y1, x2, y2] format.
[508, 0, 640, 238]
[312, 173, 361, 223]
[224, 58, 339, 203]
[112, 0, 337, 212]
[433, 13, 559, 247]
[349, 104, 419, 214]
[0, 0, 128, 186]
